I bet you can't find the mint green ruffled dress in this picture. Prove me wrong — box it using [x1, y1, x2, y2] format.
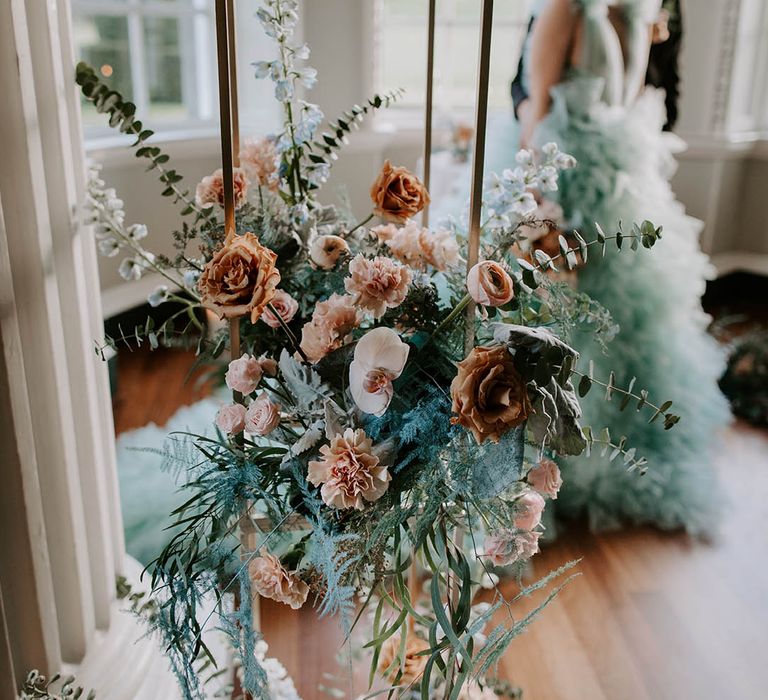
[440, 0, 730, 534]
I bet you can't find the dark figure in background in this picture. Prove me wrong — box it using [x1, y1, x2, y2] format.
[511, 0, 683, 131]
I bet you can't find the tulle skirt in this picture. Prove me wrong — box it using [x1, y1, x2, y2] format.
[436, 79, 731, 535]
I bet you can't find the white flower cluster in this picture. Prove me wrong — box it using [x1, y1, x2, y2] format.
[483, 142, 576, 234]
[252, 0, 329, 188]
[254, 641, 303, 700]
[85, 164, 197, 305]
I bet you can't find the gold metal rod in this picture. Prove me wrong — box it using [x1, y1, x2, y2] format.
[226, 0, 240, 165]
[214, 0, 236, 242]
[422, 0, 436, 228]
[464, 0, 494, 353]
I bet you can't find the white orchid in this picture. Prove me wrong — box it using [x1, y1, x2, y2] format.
[349, 327, 409, 416]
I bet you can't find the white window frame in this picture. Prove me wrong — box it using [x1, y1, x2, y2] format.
[72, 0, 217, 139]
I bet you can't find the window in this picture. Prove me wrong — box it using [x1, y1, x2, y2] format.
[73, 0, 216, 133]
[374, 0, 532, 122]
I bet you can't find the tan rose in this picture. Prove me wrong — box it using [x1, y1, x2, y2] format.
[248, 554, 309, 609]
[377, 632, 430, 686]
[450, 345, 531, 444]
[466, 260, 515, 307]
[198, 232, 280, 323]
[370, 160, 430, 223]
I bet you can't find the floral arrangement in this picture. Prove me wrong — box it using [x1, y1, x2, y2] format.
[76, 1, 679, 698]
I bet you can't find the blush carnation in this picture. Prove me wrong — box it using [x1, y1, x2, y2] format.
[299, 294, 361, 364]
[226, 354, 263, 395]
[249, 554, 309, 609]
[527, 458, 563, 499]
[215, 403, 246, 435]
[386, 222, 459, 272]
[262, 289, 299, 329]
[484, 528, 541, 566]
[195, 167, 248, 209]
[307, 428, 390, 510]
[239, 137, 278, 189]
[377, 632, 430, 686]
[344, 254, 411, 318]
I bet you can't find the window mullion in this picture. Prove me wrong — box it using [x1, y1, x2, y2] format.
[127, 6, 148, 115]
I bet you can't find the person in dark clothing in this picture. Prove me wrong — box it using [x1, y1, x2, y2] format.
[510, 0, 683, 131]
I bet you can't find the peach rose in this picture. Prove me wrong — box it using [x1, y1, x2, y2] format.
[308, 428, 390, 510]
[226, 354, 263, 395]
[262, 289, 299, 329]
[245, 393, 281, 436]
[527, 458, 563, 499]
[299, 294, 362, 364]
[195, 167, 248, 209]
[344, 254, 411, 318]
[513, 490, 545, 530]
[466, 260, 515, 307]
[377, 632, 430, 686]
[309, 234, 350, 270]
[249, 553, 309, 609]
[215, 403, 246, 435]
[198, 232, 280, 323]
[484, 528, 541, 566]
[386, 222, 459, 272]
[370, 160, 430, 223]
[450, 345, 531, 444]
[239, 137, 278, 189]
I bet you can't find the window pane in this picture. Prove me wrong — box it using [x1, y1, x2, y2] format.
[73, 14, 132, 126]
[378, 0, 532, 114]
[143, 16, 187, 121]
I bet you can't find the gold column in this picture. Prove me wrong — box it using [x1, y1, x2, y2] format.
[464, 0, 494, 352]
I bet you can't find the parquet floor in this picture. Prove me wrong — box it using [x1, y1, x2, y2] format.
[113, 346, 768, 700]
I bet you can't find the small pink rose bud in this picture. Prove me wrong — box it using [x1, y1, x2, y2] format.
[514, 490, 546, 530]
[245, 393, 281, 436]
[226, 354, 263, 395]
[216, 403, 246, 434]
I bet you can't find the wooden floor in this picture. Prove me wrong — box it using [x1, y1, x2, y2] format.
[113, 347, 768, 700]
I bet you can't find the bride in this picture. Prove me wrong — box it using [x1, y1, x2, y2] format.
[448, 0, 730, 534]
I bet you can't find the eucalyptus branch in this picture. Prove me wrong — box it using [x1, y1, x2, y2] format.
[581, 426, 649, 473]
[515, 220, 663, 289]
[75, 63, 212, 221]
[573, 363, 681, 430]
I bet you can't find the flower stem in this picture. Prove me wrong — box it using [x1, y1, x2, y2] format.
[346, 212, 374, 237]
[267, 302, 309, 364]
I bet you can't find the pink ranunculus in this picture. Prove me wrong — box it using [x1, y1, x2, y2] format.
[466, 260, 515, 307]
[307, 428, 390, 510]
[226, 354, 263, 395]
[249, 554, 309, 609]
[215, 403, 247, 435]
[344, 254, 411, 319]
[261, 289, 299, 329]
[527, 458, 563, 499]
[239, 137, 278, 189]
[484, 528, 541, 566]
[245, 393, 281, 436]
[309, 234, 350, 270]
[299, 293, 362, 364]
[195, 167, 248, 209]
[513, 490, 546, 530]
